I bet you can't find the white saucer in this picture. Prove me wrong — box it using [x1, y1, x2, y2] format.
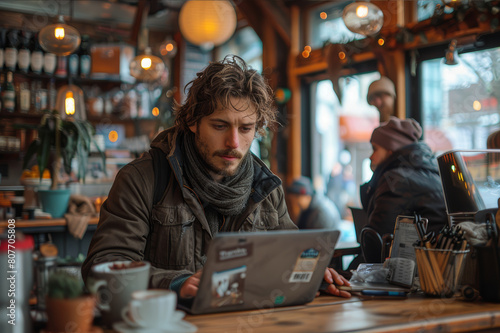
[113, 311, 197, 333]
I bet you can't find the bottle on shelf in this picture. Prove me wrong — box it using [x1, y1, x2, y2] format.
[55, 55, 68, 77]
[19, 81, 30, 113]
[79, 35, 91, 78]
[30, 33, 43, 74]
[68, 50, 79, 77]
[2, 71, 16, 112]
[0, 73, 3, 111]
[48, 78, 56, 111]
[4, 29, 19, 71]
[0, 29, 5, 70]
[17, 30, 31, 73]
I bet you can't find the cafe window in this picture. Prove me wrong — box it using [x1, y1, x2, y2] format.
[420, 45, 500, 153]
[308, 1, 364, 50]
[216, 26, 262, 73]
[308, 72, 379, 216]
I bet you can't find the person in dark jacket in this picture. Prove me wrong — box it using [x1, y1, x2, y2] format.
[360, 117, 448, 263]
[82, 55, 350, 303]
[287, 176, 342, 230]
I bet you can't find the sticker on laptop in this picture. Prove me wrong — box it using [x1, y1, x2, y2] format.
[289, 248, 320, 283]
[210, 265, 246, 308]
[216, 243, 253, 262]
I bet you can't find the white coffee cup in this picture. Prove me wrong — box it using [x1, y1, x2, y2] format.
[121, 289, 177, 328]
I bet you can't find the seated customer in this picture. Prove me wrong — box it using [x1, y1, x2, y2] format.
[82, 55, 350, 300]
[287, 176, 342, 230]
[360, 117, 447, 263]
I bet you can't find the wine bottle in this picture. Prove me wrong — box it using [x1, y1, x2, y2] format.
[43, 51, 57, 75]
[68, 50, 79, 77]
[2, 71, 16, 112]
[0, 29, 5, 70]
[4, 29, 19, 71]
[79, 35, 91, 78]
[17, 30, 31, 73]
[30, 33, 43, 74]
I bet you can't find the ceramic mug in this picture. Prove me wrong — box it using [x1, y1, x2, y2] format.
[88, 261, 150, 327]
[121, 289, 178, 328]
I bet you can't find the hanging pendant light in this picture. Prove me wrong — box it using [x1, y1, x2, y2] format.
[129, 47, 165, 81]
[178, 0, 237, 50]
[342, 2, 384, 36]
[39, 15, 81, 56]
[56, 84, 86, 120]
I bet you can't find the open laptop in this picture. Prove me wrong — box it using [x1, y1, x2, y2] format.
[179, 229, 340, 315]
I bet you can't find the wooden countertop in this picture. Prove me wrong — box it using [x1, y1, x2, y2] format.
[184, 294, 500, 333]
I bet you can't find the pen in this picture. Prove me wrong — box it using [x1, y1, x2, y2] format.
[361, 290, 407, 297]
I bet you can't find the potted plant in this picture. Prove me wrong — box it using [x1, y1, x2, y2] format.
[16, 110, 105, 217]
[45, 270, 96, 332]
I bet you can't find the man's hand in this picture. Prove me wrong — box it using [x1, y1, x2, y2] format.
[320, 267, 351, 298]
[179, 270, 203, 298]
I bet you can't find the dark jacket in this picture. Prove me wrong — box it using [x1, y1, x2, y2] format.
[360, 142, 447, 262]
[82, 127, 297, 288]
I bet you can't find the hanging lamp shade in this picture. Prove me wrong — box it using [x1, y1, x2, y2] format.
[342, 2, 384, 36]
[39, 15, 81, 56]
[178, 0, 237, 50]
[129, 47, 165, 81]
[56, 84, 86, 121]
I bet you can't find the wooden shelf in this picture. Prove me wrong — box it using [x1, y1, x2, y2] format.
[0, 216, 99, 233]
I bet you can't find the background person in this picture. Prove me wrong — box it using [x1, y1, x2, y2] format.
[286, 176, 342, 231]
[82, 55, 350, 301]
[360, 117, 448, 263]
[367, 76, 397, 123]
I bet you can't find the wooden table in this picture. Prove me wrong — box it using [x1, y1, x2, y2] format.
[184, 294, 500, 333]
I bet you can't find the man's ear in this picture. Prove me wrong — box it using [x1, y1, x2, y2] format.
[189, 124, 197, 134]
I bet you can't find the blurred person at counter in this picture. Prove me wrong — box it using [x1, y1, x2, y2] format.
[360, 117, 447, 263]
[367, 76, 397, 123]
[286, 176, 342, 231]
[82, 55, 350, 301]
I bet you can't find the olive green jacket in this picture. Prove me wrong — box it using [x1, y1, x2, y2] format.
[82, 127, 297, 288]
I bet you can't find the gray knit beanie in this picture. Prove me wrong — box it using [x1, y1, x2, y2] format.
[370, 117, 422, 152]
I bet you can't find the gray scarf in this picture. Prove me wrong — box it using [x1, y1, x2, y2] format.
[183, 132, 254, 232]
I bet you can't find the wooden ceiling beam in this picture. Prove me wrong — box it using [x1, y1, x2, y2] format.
[129, 0, 148, 46]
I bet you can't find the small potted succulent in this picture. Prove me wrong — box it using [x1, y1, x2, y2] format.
[45, 270, 96, 332]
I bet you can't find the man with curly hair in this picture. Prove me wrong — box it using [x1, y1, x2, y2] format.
[82, 55, 349, 306]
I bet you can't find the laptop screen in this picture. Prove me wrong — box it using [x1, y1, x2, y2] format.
[437, 149, 500, 215]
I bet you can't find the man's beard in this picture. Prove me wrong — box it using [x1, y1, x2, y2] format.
[194, 132, 247, 178]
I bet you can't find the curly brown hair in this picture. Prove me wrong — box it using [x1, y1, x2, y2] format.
[174, 55, 277, 137]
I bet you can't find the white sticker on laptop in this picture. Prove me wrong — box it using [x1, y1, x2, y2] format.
[289, 248, 319, 283]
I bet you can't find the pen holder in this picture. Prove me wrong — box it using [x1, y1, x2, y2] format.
[414, 247, 469, 297]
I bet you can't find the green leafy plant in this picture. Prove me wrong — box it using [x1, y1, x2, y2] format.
[16, 110, 105, 190]
[47, 270, 85, 299]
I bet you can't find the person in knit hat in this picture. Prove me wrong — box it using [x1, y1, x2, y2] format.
[357, 117, 447, 264]
[367, 76, 396, 122]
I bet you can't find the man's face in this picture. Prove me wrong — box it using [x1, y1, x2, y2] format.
[369, 143, 392, 172]
[189, 97, 257, 182]
[369, 92, 395, 122]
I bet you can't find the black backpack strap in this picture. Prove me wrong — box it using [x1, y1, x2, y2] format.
[149, 147, 170, 205]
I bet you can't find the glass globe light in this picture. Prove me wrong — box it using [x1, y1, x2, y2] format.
[56, 84, 86, 120]
[39, 15, 81, 56]
[129, 47, 165, 81]
[179, 0, 237, 50]
[342, 2, 384, 36]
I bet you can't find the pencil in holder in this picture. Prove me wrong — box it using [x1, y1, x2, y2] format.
[414, 247, 469, 297]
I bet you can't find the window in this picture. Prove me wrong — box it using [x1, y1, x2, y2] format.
[308, 2, 364, 49]
[309, 73, 380, 217]
[421, 46, 500, 152]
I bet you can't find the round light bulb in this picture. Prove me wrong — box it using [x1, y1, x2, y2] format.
[39, 15, 81, 56]
[342, 2, 384, 36]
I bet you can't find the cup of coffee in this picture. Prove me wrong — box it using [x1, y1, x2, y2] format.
[121, 290, 178, 328]
[88, 261, 150, 327]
